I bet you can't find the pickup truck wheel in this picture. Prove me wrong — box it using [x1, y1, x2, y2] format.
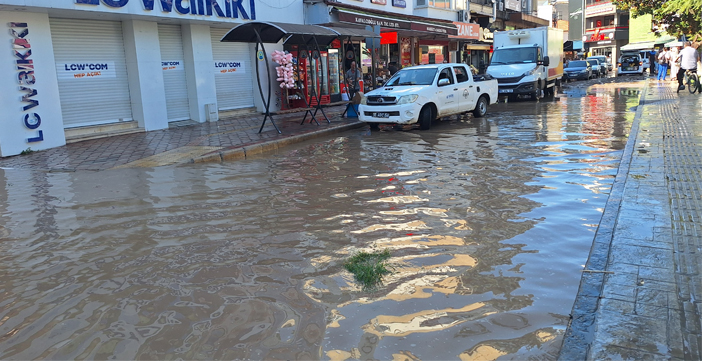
[473, 96, 488, 118]
[419, 107, 432, 130]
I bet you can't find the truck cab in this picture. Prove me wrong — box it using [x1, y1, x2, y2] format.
[487, 27, 564, 100]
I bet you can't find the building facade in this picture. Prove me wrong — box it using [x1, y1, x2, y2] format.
[582, 0, 628, 61]
[0, 0, 302, 157]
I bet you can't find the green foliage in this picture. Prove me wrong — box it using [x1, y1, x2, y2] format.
[343, 249, 393, 292]
[20, 148, 34, 155]
[614, 0, 702, 36]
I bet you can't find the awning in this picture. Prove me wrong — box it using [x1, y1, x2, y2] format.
[664, 40, 683, 48]
[221, 22, 377, 46]
[333, 7, 457, 36]
[620, 41, 655, 51]
[654, 35, 677, 45]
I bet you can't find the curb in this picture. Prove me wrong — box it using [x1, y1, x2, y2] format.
[557, 82, 649, 360]
[189, 121, 366, 164]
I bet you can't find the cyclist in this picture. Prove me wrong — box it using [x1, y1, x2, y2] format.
[676, 41, 700, 92]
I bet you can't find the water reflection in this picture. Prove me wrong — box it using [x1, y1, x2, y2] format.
[0, 86, 640, 360]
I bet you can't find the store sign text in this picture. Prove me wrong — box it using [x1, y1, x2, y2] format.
[10, 22, 44, 143]
[57, 62, 117, 79]
[75, 0, 257, 20]
[215, 61, 245, 73]
[162, 60, 184, 71]
[450, 22, 480, 39]
[392, 0, 406, 7]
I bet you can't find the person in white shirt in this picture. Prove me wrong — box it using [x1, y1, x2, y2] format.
[676, 41, 700, 91]
[657, 48, 670, 81]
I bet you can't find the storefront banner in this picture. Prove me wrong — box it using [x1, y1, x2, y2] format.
[392, 0, 407, 8]
[370, 0, 387, 4]
[57, 62, 117, 79]
[411, 23, 457, 36]
[215, 61, 246, 74]
[479, 27, 494, 43]
[450, 22, 480, 39]
[337, 11, 410, 29]
[586, 3, 615, 16]
[162, 60, 184, 71]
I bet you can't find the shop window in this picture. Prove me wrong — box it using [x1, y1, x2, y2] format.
[604, 16, 614, 26]
[424, 0, 451, 8]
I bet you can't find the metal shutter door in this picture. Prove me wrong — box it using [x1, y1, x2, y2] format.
[210, 28, 254, 110]
[50, 18, 133, 128]
[158, 24, 190, 121]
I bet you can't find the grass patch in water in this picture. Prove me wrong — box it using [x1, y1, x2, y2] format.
[343, 249, 393, 292]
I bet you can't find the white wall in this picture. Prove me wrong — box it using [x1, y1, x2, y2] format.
[182, 24, 217, 123]
[122, 19, 169, 131]
[0, 11, 65, 157]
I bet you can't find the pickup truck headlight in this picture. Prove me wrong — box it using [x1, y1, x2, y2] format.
[523, 67, 537, 76]
[360, 96, 367, 105]
[397, 94, 419, 105]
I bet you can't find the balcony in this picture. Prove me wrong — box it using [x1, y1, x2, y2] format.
[585, 1, 617, 17]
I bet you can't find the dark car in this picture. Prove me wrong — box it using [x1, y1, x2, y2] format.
[563, 60, 592, 81]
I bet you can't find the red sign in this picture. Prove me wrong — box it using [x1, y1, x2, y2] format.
[449, 22, 480, 39]
[380, 32, 398, 45]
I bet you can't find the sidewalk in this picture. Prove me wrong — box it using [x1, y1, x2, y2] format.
[0, 104, 364, 171]
[560, 81, 702, 360]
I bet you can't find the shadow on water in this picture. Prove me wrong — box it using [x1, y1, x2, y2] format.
[0, 86, 642, 360]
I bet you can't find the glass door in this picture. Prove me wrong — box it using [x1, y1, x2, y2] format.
[321, 51, 329, 96]
[328, 49, 340, 97]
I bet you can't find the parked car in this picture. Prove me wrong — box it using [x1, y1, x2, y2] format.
[618, 51, 644, 76]
[563, 60, 593, 81]
[587, 56, 611, 73]
[359, 63, 499, 130]
[587, 59, 604, 77]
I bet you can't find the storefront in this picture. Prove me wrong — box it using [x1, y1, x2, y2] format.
[451, 23, 494, 73]
[0, 0, 300, 157]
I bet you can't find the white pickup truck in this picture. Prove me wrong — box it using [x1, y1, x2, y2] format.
[358, 63, 499, 130]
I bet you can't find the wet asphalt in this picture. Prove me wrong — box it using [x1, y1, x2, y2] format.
[1, 74, 701, 359]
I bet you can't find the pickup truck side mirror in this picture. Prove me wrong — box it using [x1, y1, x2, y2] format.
[437, 78, 451, 87]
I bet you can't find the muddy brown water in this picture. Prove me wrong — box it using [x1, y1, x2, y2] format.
[0, 86, 640, 360]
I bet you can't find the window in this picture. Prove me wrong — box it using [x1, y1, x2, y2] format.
[420, 0, 451, 8]
[437, 68, 454, 85]
[453, 66, 470, 82]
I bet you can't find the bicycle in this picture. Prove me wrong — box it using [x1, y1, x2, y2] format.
[686, 69, 701, 94]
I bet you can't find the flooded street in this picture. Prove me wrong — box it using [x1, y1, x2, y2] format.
[0, 84, 640, 360]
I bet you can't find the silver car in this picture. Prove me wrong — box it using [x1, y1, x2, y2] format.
[587, 56, 611, 72]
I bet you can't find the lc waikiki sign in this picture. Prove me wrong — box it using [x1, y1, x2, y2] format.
[10, 22, 44, 143]
[75, 0, 257, 20]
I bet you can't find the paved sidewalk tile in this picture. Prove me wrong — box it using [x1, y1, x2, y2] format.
[0, 105, 363, 171]
[560, 81, 702, 360]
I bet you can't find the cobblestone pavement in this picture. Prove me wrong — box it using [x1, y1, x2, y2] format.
[0, 105, 362, 171]
[560, 81, 702, 360]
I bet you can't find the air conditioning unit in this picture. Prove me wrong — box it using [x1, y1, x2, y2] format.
[205, 103, 219, 122]
[457, 9, 469, 22]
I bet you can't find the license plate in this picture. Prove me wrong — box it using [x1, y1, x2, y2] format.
[499, 89, 513, 93]
[374, 112, 390, 118]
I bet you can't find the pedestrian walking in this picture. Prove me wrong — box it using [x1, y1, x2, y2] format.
[657, 47, 670, 81]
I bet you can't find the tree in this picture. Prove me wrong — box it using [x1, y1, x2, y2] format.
[614, 0, 702, 37]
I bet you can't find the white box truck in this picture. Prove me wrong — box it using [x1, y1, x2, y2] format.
[487, 27, 564, 100]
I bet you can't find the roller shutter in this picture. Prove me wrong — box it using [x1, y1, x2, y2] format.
[158, 24, 190, 121]
[50, 18, 133, 128]
[210, 28, 254, 110]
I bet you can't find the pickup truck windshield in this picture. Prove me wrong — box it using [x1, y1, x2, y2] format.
[385, 68, 438, 86]
[490, 48, 538, 64]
